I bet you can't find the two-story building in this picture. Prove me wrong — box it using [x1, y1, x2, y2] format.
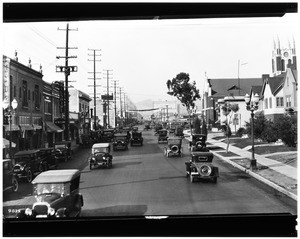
[3, 55, 44, 153]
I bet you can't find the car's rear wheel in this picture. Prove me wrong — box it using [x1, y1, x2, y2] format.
[12, 177, 19, 192]
[26, 170, 33, 183]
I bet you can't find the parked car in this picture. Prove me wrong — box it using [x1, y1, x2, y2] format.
[112, 133, 129, 151]
[130, 131, 143, 146]
[158, 129, 168, 143]
[39, 147, 58, 171]
[13, 150, 44, 183]
[54, 141, 72, 162]
[16, 169, 84, 218]
[164, 137, 183, 157]
[100, 129, 115, 143]
[185, 151, 219, 183]
[80, 133, 92, 147]
[3, 159, 19, 193]
[189, 134, 209, 152]
[154, 124, 163, 135]
[89, 143, 113, 169]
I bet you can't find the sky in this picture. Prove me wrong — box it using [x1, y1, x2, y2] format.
[2, 13, 298, 105]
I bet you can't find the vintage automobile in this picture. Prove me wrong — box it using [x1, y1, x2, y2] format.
[154, 124, 163, 135]
[16, 169, 84, 218]
[185, 151, 219, 183]
[54, 141, 72, 162]
[164, 137, 183, 157]
[89, 143, 113, 169]
[189, 134, 209, 152]
[112, 133, 129, 151]
[175, 126, 184, 137]
[132, 126, 139, 132]
[144, 124, 151, 131]
[3, 159, 19, 193]
[158, 129, 168, 143]
[39, 147, 58, 171]
[13, 150, 44, 183]
[100, 129, 115, 143]
[121, 127, 132, 141]
[80, 133, 92, 147]
[130, 131, 143, 146]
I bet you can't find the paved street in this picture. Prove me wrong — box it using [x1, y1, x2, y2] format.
[3, 127, 297, 218]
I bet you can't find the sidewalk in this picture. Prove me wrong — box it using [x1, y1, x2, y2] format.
[189, 132, 297, 201]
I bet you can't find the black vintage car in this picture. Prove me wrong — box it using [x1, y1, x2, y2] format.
[3, 159, 19, 193]
[89, 143, 113, 169]
[16, 169, 84, 218]
[154, 124, 163, 135]
[175, 126, 184, 137]
[130, 131, 143, 146]
[13, 150, 44, 183]
[54, 141, 72, 162]
[189, 134, 209, 152]
[185, 151, 219, 183]
[112, 133, 129, 151]
[164, 137, 183, 157]
[80, 133, 92, 147]
[158, 129, 168, 143]
[39, 148, 58, 171]
[100, 129, 115, 143]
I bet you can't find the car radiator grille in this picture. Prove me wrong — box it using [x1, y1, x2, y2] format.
[33, 204, 48, 215]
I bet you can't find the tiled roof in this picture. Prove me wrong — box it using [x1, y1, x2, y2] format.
[208, 78, 263, 98]
[268, 73, 285, 95]
[251, 85, 263, 97]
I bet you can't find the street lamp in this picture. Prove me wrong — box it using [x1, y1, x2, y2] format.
[3, 98, 18, 158]
[245, 93, 259, 170]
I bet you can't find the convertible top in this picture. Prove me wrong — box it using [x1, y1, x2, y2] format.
[32, 169, 80, 184]
[92, 143, 110, 148]
[14, 149, 40, 156]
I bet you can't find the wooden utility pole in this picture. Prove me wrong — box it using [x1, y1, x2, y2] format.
[56, 23, 78, 141]
[88, 49, 101, 130]
[103, 69, 113, 128]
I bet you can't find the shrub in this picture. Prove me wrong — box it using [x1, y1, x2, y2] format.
[261, 120, 278, 143]
[236, 127, 246, 137]
[275, 115, 297, 147]
[245, 112, 266, 139]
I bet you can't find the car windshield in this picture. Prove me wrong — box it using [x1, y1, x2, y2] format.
[34, 183, 65, 195]
[55, 144, 67, 149]
[93, 148, 108, 154]
[3, 5, 297, 236]
[14, 156, 32, 162]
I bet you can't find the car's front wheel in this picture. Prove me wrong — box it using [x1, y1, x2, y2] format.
[12, 177, 19, 192]
[26, 170, 33, 183]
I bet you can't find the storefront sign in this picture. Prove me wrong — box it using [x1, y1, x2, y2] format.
[3, 56, 10, 101]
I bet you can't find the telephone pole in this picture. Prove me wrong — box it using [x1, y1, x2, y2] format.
[103, 69, 113, 128]
[88, 49, 101, 130]
[56, 23, 78, 141]
[112, 80, 119, 127]
[119, 87, 124, 127]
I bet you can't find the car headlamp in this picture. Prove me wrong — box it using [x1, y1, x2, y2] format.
[199, 165, 212, 176]
[25, 208, 33, 216]
[48, 207, 55, 216]
[19, 165, 25, 171]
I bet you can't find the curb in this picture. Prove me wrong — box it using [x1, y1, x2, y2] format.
[211, 150, 297, 201]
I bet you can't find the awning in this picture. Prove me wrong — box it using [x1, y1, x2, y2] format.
[33, 124, 42, 130]
[20, 125, 34, 131]
[4, 125, 20, 131]
[3, 138, 16, 148]
[45, 121, 63, 133]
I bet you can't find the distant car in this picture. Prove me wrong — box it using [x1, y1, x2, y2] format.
[39, 147, 58, 171]
[130, 131, 143, 146]
[144, 124, 151, 131]
[113, 133, 129, 151]
[89, 143, 113, 169]
[80, 134, 92, 147]
[185, 151, 219, 183]
[164, 137, 183, 157]
[13, 150, 44, 183]
[16, 169, 83, 218]
[158, 129, 168, 143]
[189, 134, 209, 152]
[3, 159, 19, 193]
[132, 126, 139, 132]
[54, 141, 72, 162]
[101, 129, 115, 143]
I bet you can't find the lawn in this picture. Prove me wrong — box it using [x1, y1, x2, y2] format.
[250, 145, 297, 155]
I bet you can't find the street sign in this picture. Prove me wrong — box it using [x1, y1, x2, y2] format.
[101, 94, 113, 101]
